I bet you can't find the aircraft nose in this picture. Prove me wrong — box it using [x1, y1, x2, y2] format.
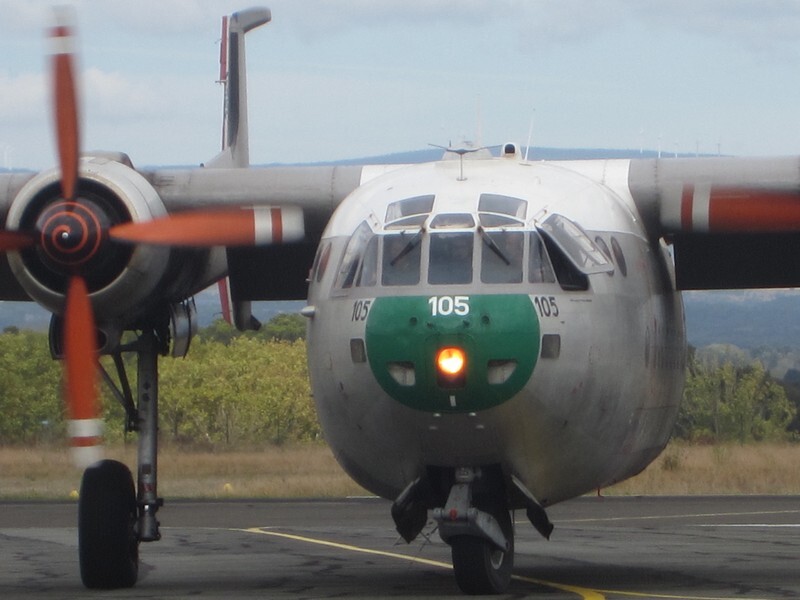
[365, 295, 540, 413]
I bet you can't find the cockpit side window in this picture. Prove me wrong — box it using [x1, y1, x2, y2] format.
[541, 235, 589, 291]
[528, 232, 556, 284]
[382, 232, 422, 286]
[312, 240, 332, 283]
[334, 221, 373, 289]
[355, 235, 378, 287]
[539, 214, 612, 275]
[480, 230, 523, 284]
[429, 232, 473, 285]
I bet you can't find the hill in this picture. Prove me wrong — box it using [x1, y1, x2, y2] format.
[683, 290, 800, 349]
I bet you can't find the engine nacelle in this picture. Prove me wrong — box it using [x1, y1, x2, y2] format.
[6, 156, 171, 322]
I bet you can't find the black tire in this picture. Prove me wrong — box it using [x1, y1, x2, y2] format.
[78, 459, 139, 589]
[451, 506, 514, 595]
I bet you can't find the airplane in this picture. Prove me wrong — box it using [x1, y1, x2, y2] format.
[2, 5, 800, 595]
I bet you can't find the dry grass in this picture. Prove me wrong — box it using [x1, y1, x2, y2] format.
[606, 442, 800, 496]
[2, 442, 800, 500]
[0, 443, 367, 500]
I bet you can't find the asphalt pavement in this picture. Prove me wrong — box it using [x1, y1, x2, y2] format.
[1, 495, 799, 598]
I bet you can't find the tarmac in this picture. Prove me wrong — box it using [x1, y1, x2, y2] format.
[1, 495, 799, 598]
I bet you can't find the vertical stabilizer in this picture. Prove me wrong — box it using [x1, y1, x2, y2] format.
[207, 7, 271, 168]
[208, 7, 270, 331]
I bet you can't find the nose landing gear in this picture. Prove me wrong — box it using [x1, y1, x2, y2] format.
[433, 467, 514, 594]
[448, 503, 514, 594]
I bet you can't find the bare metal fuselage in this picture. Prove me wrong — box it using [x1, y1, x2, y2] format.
[306, 157, 686, 508]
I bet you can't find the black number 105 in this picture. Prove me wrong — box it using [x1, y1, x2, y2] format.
[533, 296, 559, 318]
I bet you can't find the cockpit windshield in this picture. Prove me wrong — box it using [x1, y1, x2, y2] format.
[331, 193, 607, 293]
[480, 229, 523, 284]
[382, 232, 422, 286]
[429, 232, 474, 284]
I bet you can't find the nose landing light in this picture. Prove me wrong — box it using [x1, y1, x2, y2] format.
[436, 347, 466, 388]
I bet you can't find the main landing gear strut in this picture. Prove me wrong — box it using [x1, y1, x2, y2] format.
[66, 324, 168, 589]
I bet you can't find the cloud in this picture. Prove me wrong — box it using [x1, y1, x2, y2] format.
[269, 0, 800, 54]
[0, 0, 245, 36]
[0, 72, 45, 120]
[7, 1, 800, 52]
[627, 0, 800, 55]
[274, 0, 505, 27]
[83, 68, 161, 118]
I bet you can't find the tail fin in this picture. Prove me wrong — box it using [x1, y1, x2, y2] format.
[208, 8, 270, 331]
[207, 7, 271, 168]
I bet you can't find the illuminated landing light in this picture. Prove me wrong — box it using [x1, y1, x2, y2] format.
[437, 347, 465, 374]
[436, 347, 466, 388]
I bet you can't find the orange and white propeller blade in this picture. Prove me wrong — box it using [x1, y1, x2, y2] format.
[109, 206, 303, 246]
[64, 276, 102, 467]
[50, 10, 81, 202]
[0, 231, 35, 251]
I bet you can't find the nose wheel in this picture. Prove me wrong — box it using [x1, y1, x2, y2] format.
[450, 503, 514, 594]
[431, 467, 516, 594]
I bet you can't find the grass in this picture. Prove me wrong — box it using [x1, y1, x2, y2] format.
[0, 443, 367, 500]
[2, 442, 800, 500]
[605, 442, 800, 496]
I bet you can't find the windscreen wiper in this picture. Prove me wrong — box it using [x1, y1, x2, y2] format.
[478, 226, 511, 266]
[390, 227, 424, 266]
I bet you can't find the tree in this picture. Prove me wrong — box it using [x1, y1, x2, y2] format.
[677, 356, 795, 443]
[259, 313, 306, 342]
[0, 329, 63, 443]
[158, 336, 317, 446]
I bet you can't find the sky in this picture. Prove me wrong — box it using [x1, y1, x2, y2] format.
[4, 1, 800, 170]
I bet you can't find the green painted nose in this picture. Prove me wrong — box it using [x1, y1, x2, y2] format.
[365, 294, 540, 413]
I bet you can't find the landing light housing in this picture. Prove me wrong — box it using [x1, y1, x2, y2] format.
[436, 346, 466, 388]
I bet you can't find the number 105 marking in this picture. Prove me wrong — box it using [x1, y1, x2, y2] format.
[428, 295, 470, 316]
[533, 296, 559, 317]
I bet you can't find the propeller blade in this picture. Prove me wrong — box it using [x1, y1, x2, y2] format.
[109, 207, 290, 247]
[64, 276, 102, 467]
[50, 12, 80, 201]
[0, 231, 35, 251]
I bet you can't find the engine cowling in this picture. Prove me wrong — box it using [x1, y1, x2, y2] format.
[6, 156, 171, 323]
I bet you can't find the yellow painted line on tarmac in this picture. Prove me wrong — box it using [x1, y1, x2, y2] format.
[239, 527, 602, 599]
[241, 527, 454, 570]
[239, 527, 771, 600]
[591, 589, 771, 600]
[512, 573, 770, 600]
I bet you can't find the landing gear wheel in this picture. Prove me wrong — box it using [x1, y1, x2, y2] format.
[451, 506, 514, 594]
[78, 459, 139, 589]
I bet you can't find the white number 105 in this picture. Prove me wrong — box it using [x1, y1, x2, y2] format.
[428, 295, 470, 316]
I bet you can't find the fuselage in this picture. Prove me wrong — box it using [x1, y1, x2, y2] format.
[306, 152, 686, 508]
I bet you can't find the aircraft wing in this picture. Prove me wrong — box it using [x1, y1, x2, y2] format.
[628, 156, 800, 290]
[143, 165, 365, 236]
[0, 163, 373, 304]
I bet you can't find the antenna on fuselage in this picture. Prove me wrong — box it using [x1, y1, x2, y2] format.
[524, 108, 535, 161]
[429, 143, 483, 181]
